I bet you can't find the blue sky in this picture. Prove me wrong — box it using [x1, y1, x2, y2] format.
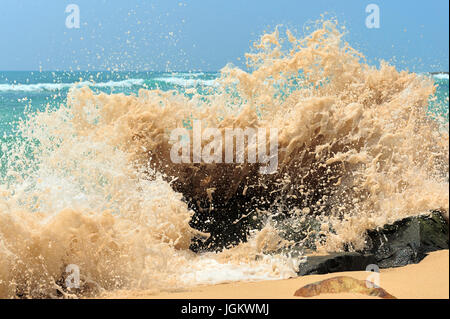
[0, 0, 448, 72]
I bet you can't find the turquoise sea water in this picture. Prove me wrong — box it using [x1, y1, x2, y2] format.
[0, 71, 219, 135]
[430, 74, 449, 120]
[0, 70, 448, 177]
[1, 71, 447, 134]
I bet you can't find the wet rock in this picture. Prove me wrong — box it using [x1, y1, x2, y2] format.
[297, 252, 377, 276]
[363, 211, 449, 268]
[273, 215, 324, 251]
[295, 211, 448, 276]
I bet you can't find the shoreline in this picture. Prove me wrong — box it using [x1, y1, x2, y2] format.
[100, 250, 449, 299]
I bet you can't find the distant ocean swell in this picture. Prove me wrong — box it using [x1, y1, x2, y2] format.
[0, 72, 444, 93]
[0, 73, 219, 94]
[153, 77, 218, 87]
[431, 72, 449, 80]
[0, 78, 145, 92]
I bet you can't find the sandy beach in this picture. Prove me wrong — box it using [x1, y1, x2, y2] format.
[101, 250, 449, 299]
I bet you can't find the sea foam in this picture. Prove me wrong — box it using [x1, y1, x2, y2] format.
[0, 78, 145, 92]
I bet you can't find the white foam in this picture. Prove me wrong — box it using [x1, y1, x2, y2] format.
[0, 78, 145, 92]
[432, 73, 449, 80]
[181, 257, 298, 285]
[154, 77, 218, 87]
[167, 72, 206, 77]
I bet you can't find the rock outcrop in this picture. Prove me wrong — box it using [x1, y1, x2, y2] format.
[296, 211, 449, 275]
[297, 253, 376, 276]
[363, 211, 449, 268]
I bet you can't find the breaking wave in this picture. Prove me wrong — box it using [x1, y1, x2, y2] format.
[0, 19, 448, 298]
[0, 78, 145, 92]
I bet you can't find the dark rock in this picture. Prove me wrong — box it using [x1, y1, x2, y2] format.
[296, 211, 449, 276]
[274, 216, 324, 251]
[363, 211, 449, 268]
[297, 252, 377, 276]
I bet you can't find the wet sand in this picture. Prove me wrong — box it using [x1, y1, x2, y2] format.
[101, 250, 448, 299]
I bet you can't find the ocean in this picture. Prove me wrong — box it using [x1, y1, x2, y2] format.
[1, 70, 447, 174]
[0, 21, 448, 298]
[0, 71, 219, 137]
[1, 70, 447, 136]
